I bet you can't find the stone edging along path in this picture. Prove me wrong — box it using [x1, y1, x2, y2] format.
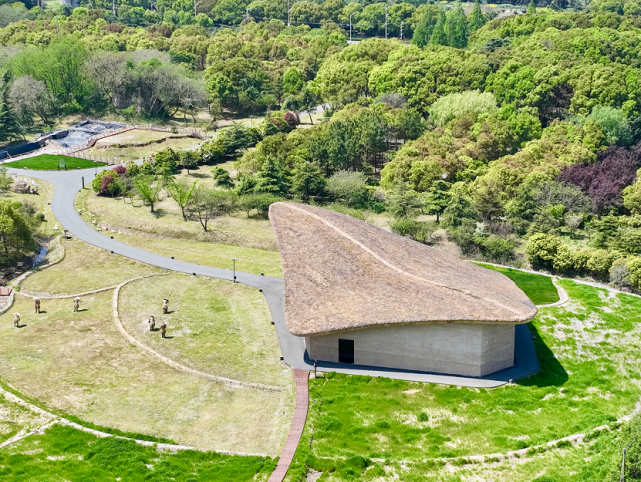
[112, 274, 284, 392]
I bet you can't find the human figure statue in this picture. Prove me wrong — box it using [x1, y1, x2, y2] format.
[13, 313, 20, 328]
[148, 315, 155, 331]
[73, 297, 81, 312]
[160, 322, 167, 338]
[34, 298, 40, 314]
[162, 298, 169, 314]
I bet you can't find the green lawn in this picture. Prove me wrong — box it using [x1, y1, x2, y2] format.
[0, 424, 276, 482]
[5, 155, 106, 171]
[477, 263, 560, 305]
[284, 280, 641, 481]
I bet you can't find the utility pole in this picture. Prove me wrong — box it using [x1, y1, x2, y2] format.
[400, 21, 403, 40]
[112, 0, 115, 16]
[349, 12, 354, 42]
[194, 0, 198, 17]
[287, 0, 290, 27]
[385, 4, 388, 39]
[232, 259, 237, 283]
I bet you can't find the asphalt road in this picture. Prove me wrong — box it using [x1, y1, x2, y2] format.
[8, 166, 539, 388]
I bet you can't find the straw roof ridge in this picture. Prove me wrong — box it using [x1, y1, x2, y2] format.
[269, 202, 537, 336]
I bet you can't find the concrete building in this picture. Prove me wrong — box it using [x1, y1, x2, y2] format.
[269, 202, 538, 377]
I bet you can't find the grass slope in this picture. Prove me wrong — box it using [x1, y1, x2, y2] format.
[284, 280, 641, 481]
[5, 155, 106, 170]
[0, 424, 276, 481]
[477, 263, 560, 305]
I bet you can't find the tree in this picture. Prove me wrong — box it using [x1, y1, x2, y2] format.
[441, 183, 477, 228]
[134, 176, 163, 212]
[445, 3, 468, 49]
[291, 160, 327, 201]
[167, 177, 196, 220]
[425, 180, 451, 223]
[472, 178, 504, 222]
[0, 72, 22, 142]
[254, 157, 289, 196]
[412, 5, 438, 48]
[428, 91, 496, 127]
[179, 150, 199, 175]
[429, 8, 448, 46]
[0, 167, 12, 195]
[0, 200, 34, 262]
[326, 170, 369, 207]
[212, 167, 234, 189]
[186, 186, 235, 232]
[8, 75, 57, 127]
[386, 182, 424, 218]
[527, 0, 537, 14]
[468, 0, 486, 32]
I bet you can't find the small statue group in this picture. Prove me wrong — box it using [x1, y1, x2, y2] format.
[148, 298, 169, 338]
[73, 297, 81, 312]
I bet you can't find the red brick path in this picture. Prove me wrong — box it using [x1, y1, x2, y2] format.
[268, 369, 309, 482]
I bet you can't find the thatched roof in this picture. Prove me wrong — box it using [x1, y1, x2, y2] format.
[269, 202, 537, 337]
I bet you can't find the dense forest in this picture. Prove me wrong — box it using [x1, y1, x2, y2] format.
[5, 0, 641, 295]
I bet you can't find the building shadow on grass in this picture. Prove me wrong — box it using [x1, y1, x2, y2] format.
[517, 323, 568, 388]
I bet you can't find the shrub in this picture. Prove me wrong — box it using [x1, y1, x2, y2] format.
[389, 218, 436, 243]
[626, 257, 641, 290]
[480, 235, 515, 263]
[417, 412, 429, 422]
[552, 243, 575, 272]
[586, 249, 616, 278]
[525, 233, 562, 270]
[610, 258, 631, 288]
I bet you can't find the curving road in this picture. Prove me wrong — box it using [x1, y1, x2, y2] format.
[8, 166, 538, 388]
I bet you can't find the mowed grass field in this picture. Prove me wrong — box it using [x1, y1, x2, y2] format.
[284, 279, 641, 481]
[477, 263, 560, 305]
[3, 241, 294, 455]
[19, 238, 162, 295]
[118, 274, 289, 387]
[85, 136, 200, 163]
[5, 155, 106, 170]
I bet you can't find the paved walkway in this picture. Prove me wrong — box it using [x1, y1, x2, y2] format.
[268, 369, 309, 482]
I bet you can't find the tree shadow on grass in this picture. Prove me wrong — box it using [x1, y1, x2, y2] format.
[152, 209, 168, 219]
[188, 172, 209, 179]
[518, 324, 569, 388]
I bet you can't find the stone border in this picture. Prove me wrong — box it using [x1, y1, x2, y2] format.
[0, 386, 267, 457]
[113, 274, 284, 392]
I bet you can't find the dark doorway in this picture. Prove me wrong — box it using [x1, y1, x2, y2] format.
[338, 339, 354, 364]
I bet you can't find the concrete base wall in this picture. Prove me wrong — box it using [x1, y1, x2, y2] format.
[304, 323, 516, 377]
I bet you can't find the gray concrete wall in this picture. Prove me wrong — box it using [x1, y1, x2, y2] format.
[304, 323, 515, 377]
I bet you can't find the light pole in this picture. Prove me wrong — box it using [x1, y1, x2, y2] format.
[232, 258, 236, 283]
[400, 21, 404, 41]
[349, 12, 354, 42]
[287, 0, 290, 27]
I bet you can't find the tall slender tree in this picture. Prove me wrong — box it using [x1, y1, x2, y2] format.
[429, 8, 448, 46]
[412, 6, 439, 48]
[0, 72, 22, 143]
[468, 0, 486, 33]
[446, 3, 469, 49]
[527, 0, 537, 13]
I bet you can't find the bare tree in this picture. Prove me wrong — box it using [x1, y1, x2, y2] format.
[85, 53, 129, 108]
[8, 75, 57, 126]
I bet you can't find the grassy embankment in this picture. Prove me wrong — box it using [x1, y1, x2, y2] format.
[284, 276, 641, 481]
